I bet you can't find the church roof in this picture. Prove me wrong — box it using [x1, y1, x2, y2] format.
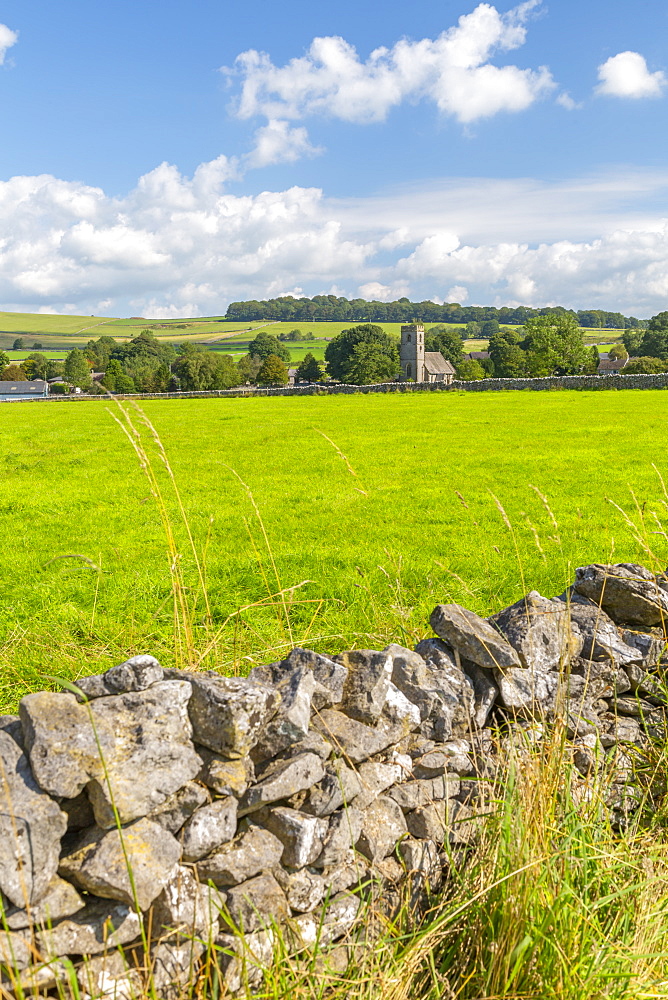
[424, 352, 455, 375]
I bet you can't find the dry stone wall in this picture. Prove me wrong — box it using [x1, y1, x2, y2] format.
[2, 561, 668, 996]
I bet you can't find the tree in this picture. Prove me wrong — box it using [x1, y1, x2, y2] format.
[455, 359, 486, 380]
[32, 341, 43, 350]
[295, 352, 323, 382]
[102, 359, 124, 391]
[25, 353, 47, 379]
[237, 354, 263, 384]
[3, 364, 27, 380]
[464, 321, 482, 339]
[521, 313, 589, 375]
[425, 326, 465, 367]
[488, 329, 526, 378]
[586, 346, 601, 374]
[624, 356, 668, 374]
[63, 349, 92, 388]
[608, 345, 628, 360]
[341, 342, 400, 384]
[639, 312, 668, 360]
[0, 350, 9, 377]
[621, 329, 644, 356]
[248, 332, 291, 363]
[256, 354, 289, 386]
[481, 319, 500, 339]
[12, 337, 24, 351]
[325, 325, 399, 382]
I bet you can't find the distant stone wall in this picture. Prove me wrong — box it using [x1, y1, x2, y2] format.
[7, 371, 668, 403]
[0, 561, 665, 995]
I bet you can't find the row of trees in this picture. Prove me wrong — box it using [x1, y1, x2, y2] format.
[226, 294, 645, 330]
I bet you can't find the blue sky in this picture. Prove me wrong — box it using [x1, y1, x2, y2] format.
[1, 0, 668, 317]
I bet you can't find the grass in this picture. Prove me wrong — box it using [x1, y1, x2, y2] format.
[2, 386, 668, 997]
[1, 388, 668, 708]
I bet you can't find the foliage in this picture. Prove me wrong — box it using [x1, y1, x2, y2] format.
[425, 325, 466, 366]
[481, 318, 500, 338]
[0, 350, 9, 376]
[247, 331, 291, 363]
[25, 352, 48, 379]
[63, 348, 92, 388]
[12, 337, 24, 350]
[455, 358, 486, 380]
[465, 321, 482, 338]
[638, 311, 668, 360]
[237, 353, 263, 384]
[2, 363, 27, 380]
[278, 328, 315, 342]
[622, 328, 645, 356]
[608, 344, 629, 360]
[624, 356, 668, 374]
[325, 324, 399, 382]
[48, 382, 68, 394]
[295, 352, 323, 382]
[32, 341, 43, 349]
[488, 328, 527, 378]
[521, 313, 590, 376]
[256, 353, 289, 386]
[84, 335, 117, 369]
[172, 348, 241, 391]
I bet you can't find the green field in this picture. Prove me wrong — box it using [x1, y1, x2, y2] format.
[1, 388, 666, 711]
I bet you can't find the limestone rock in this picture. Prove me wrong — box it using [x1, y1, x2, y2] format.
[598, 713, 641, 746]
[76, 654, 163, 700]
[239, 753, 325, 815]
[312, 709, 402, 763]
[429, 604, 521, 670]
[273, 868, 326, 913]
[461, 661, 498, 728]
[288, 892, 361, 951]
[570, 657, 631, 696]
[4, 875, 85, 930]
[387, 775, 460, 812]
[76, 951, 142, 1000]
[339, 649, 393, 724]
[196, 824, 283, 887]
[357, 796, 407, 862]
[221, 872, 289, 933]
[58, 818, 181, 911]
[180, 797, 238, 862]
[278, 648, 348, 708]
[151, 938, 205, 1000]
[258, 806, 328, 867]
[0, 929, 31, 970]
[301, 760, 362, 816]
[21, 682, 201, 828]
[182, 672, 280, 758]
[621, 630, 667, 669]
[250, 659, 316, 758]
[37, 900, 142, 958]
[380, 682, 421, 729]
[197, 750, 253, 797]
[398, 837, 442, 883]
[11, 959, 69, 994]
[556, 595, 642, 666]
[494, 666, 560, 715]
[62, 791, 95, 831]
[491, 591, 582, 671]
[413, 639, 476, 736]
[0, 729, 67, 907]
[354, 761, 403, 810]
[625, 663, 666, 702]
[150, 865, 219, 938]
[216, 929, 275, 994]
[313, 807, 364, 868]
[574, 563, 668, 627]
[148, 781, 210, 835]
[322, 852, 367, 895]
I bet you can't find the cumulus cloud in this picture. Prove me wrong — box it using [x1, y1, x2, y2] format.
[224, 0, 554, 162]
[2, 159, 668, 317]
[245, 119, 323, 169]
[0, 23, 18, 65]
[596, 51, 666, 99]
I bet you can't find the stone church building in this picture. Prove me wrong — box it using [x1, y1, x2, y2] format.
[399, 324, 455, 383]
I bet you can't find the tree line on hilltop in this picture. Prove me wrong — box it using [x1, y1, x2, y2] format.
[3, 312, 668, 392]
[226, 294, 646, 330]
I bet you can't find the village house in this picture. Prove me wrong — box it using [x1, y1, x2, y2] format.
[399, 324, 455, 383]
[0, 380, 48, 401]
[597, 354, 629, 375]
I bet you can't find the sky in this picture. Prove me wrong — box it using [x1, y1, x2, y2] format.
[1, 0, 668, 318]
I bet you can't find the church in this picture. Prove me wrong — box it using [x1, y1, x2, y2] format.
[399, 324, 456, 383]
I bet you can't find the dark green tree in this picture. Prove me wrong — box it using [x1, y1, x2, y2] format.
[521, 314, 589, 375]
[237, 354, 263, 384]
[325, 324, 399, 382]
[621, 329, 644, 356]
[12, 337, 24, 351]
[425, 325, 465, 367]
[63, 349, 92, 388]
[248, 332, 290, 363]
[295, 352, 323, 382]
[586, 346, 601, 374]
[25, 353, 48, 379]
[488, 329, 526, 378]
[256, 354, 289, 386]
[102, 359, 124, 391]
[455, 358, 486, 380]
[341, 342, 400, 384]
[481, 319, 500, 338]
[624, 356, 668, 374]
[0, 350, 9, 377]
[639, 312, 668, 359]
[464, 321, 482, 339]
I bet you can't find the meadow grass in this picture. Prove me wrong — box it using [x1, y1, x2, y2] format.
[1, 388, 668, 711]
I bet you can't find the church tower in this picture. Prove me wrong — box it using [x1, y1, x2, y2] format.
[400, 324, 425, 381]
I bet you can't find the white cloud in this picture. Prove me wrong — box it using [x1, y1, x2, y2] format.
[2, 160, 668, 317]
[596, 51, 666, 99]
[556, 92, 581, 110]
[245, 119, 323, 169]
[224, 1, 554, 159]
[0, 23, 18, 65]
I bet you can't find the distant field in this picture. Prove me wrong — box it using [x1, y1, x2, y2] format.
[1, 389, 667, 711]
